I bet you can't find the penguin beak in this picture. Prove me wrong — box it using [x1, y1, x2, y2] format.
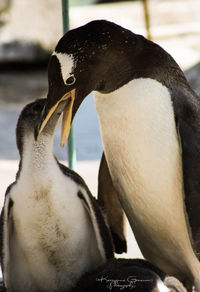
[37, 89, 76, 147]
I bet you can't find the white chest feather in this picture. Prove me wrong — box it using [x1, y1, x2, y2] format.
[94, 78, 199, 278]
[8, 142, 102, 291]
[94, 78, 182, 210]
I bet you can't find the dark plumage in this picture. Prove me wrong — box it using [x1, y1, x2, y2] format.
[73, 258, 187, 292]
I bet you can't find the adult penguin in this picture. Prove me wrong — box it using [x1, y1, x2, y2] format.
[37, 20, 200, 290]
[0, 98, 114, 292]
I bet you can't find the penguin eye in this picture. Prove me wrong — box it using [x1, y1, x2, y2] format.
[65, 75, 76, 85]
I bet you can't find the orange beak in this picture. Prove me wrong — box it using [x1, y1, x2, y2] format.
[38, 89, 76, 148]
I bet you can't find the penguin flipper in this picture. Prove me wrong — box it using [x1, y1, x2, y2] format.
[0, 183, 15, 289]
[77, 188, 114, 260]
[178, 118, 200, 256]
[0, 207, 4, 268]
[98, 153, 127, 254]
[58, 161, 114, 260]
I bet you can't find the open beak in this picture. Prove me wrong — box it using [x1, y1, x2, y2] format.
[38, 89, 76, 148]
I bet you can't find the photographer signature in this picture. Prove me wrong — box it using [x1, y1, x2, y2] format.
[96, 275, 153, 290]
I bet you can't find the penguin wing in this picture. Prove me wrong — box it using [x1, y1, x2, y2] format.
[77, 188, 114, 260]
[58, 162, 114, 260]
[174, 84, 200, 256]
[98, 153, 127, 254]
[178, 118, 200, 255]
[0, 183, 15, 286]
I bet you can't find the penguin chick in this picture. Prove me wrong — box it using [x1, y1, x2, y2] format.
[0, 98, 114, 292]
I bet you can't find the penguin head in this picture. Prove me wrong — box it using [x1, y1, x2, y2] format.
[16, 98, 66, 155]
[37, 20, 141, 147]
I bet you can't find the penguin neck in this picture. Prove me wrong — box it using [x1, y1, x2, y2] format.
[19, 132, 55, 181]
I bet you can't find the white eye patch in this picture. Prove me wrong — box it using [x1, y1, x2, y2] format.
[53, 51, 76, 85]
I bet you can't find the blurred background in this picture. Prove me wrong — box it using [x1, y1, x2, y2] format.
[0, 0, 200, 259]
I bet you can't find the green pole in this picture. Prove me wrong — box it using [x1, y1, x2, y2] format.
[62, 0, 69, 32]
[61, 0, 76, 169]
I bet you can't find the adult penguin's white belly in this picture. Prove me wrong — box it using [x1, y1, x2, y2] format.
[94, 78, 200, 282]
